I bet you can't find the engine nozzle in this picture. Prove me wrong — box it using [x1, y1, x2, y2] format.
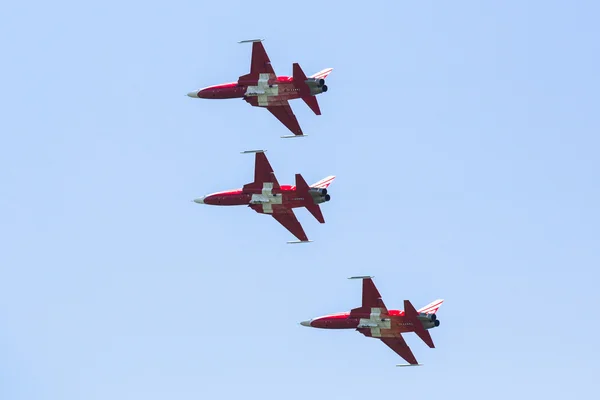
[418, 312, 437, 322]
[306, 78, 328, 95]
[309, 187, 327, 196]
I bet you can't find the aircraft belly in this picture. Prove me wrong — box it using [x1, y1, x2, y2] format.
[249, 182, 282, 214]
[245, 73, 280, 107]
[245, 82, 299, 108]
[358, 317, 392, 338]
[250, 194, 269, 204]
[258, 95, 269, 107]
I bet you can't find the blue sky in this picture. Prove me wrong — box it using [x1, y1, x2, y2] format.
[1, 1, 599, 398]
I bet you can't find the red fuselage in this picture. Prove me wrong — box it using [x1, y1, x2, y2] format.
[196, 185, 315, 214]
[192, 77, 302, 102]
[302, 309, 438, 338]
[306, 310, 407, 329]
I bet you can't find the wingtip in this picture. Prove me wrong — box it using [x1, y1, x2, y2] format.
[280, 135, 308, 139]
[241, 149, 267, 154]
[347, 276, 374, 280]
[238, 39, 264, 43]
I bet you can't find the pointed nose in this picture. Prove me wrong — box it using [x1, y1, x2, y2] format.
[193, 196, 205, 204]
[300, 320, 312, 327]
[187, 91, 199, 98]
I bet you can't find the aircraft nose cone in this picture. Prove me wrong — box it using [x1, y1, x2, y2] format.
[193, 196, 205, 204]
[300, 320, 312, 327]
[187, 90, 199, 98]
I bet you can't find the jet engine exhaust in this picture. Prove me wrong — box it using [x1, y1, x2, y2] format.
[418, 313, 437, 322]
[309, 187, 327, 196]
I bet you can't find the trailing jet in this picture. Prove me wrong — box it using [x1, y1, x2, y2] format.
[194, 150, 335, 243]
[301, 276, 444, 366]
[187, 39, 333, 137]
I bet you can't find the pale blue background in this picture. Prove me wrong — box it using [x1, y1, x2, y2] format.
[1, 1, 599, 398]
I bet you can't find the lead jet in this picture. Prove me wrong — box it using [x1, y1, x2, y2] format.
[187, 39, 333, 137]
[194, 150, 335, 243]
[301, 276, 444, 366]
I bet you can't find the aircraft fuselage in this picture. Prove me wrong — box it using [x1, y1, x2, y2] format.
[190, 76, 308, 104]
[195, 185, 329, 215]
[302, 310, 439, 338]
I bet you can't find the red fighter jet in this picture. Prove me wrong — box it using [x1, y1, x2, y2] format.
[301, 276, 444, 366]
[193, 150, 335, 243]
[187, 39, 333, 137]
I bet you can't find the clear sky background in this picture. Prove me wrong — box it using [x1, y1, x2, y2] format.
[1, 1, 599, 398]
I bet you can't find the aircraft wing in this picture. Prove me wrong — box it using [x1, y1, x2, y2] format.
[238, 40, 276, 83]
[267, 103, 304, 136]
[243, 151, 280, 192]
[272, 209, 309, 242]
[380, 336, 419, 365]
[248, 40, 275, 76]
[350, 277, 388, 316]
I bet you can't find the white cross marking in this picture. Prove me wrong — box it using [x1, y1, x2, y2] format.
[250, 182, 282, 214]
[245, 73, 279, 106]
[357, 307, 391, 337]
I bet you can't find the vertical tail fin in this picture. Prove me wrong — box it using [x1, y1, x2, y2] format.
[293, 63, 322, 116]
[295, 174, 325, 223]
[404, 300, 435, 348]
[418, 299, 444, 315]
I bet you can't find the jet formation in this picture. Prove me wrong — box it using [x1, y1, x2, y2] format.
[189, 40, 444, 366]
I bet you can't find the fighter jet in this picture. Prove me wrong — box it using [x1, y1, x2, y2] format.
[187, 39, 333, 137]
[194, 150, 335, 243]
[301, 276, 444, 366]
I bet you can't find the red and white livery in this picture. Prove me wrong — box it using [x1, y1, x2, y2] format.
[301, 276, 444, 366]
[194, 150, 335, 242]
[187, 39, 333, 137]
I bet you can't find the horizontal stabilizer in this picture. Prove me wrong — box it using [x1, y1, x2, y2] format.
[302, 95, 321, 116]
[241, 149, 266, 154]
[238, 39, 264, 43]
[404, 300, 435, 348]
[292, 63, 309, 90]
[292, 63, 322, 115]
[296, 173, 325, 223]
